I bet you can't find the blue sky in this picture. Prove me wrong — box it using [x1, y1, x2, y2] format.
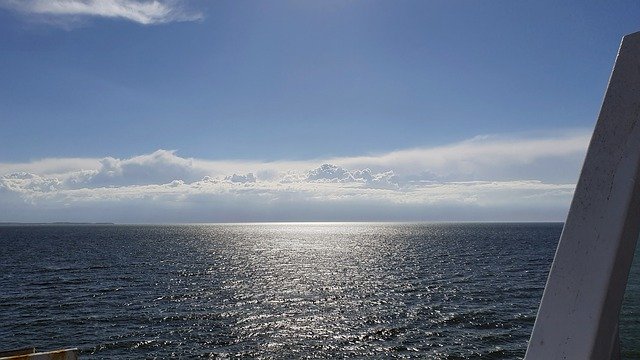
[0, 0, 638, 222]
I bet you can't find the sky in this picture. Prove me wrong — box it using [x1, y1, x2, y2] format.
[0, 0, 639, 223]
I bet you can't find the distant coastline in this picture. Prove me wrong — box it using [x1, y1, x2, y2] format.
[0, 222, 116, 226]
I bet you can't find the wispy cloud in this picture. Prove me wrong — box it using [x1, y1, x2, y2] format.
[0, 129, 591, 222]
[0, 0, 202, 25]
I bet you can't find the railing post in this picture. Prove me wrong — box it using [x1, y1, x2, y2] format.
[525, 31, 640, 359]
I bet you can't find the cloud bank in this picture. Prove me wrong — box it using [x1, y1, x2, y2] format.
[0, 0, 202, 25]
[0, 130, 591, 223]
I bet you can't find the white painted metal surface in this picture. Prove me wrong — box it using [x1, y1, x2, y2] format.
[525, 31, 640, 359]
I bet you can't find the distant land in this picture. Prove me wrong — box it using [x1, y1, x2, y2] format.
[0, 222, 116, 226]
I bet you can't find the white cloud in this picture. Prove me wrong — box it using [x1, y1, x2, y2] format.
[328, 130, 590, 182]
[85, 149, 205, 186]
[0, 129, 591, 222]
[0, 0, 202, 25]
[1, 172, 62, 194]
[306, 164, 399, 189]
[226, 173, 257, 184]
[307, 164, 354, 182]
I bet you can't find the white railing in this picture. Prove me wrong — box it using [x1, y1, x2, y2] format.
[525, 31, 640, 359]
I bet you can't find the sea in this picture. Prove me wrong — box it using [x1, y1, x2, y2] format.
[0, 223, 638, 359]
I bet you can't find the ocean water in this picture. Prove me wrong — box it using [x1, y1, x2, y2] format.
[0, 223, 638, 359]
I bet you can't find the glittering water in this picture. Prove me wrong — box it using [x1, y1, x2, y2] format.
[0, 223, 638, 358]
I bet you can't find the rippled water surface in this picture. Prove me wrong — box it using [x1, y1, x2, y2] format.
[0, 223, 639, 358]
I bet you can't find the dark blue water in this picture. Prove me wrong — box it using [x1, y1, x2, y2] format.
[0, 223, 637, 358]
